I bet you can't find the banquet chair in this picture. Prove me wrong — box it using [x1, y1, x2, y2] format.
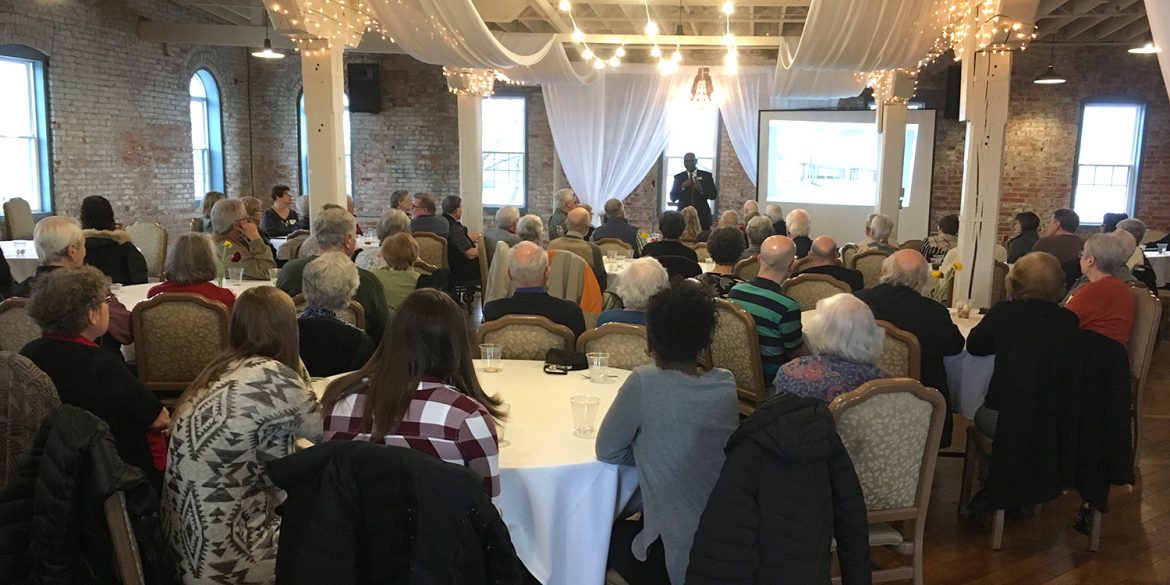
[477, 233, 490, 310]
[708, 299, 766, 416]
[105, 490, 146, 585]
[577, 323, 652, 370]
[1141, 229, 1166, 245]
[732, 256, 759, 281]
[849, 250, 891, 289]
[899, 239, 924, 252]
[126, 222, 168, 280]
[414, 232, 448, 269]
[692, 242, 711, 263]
[656, 255, 702, 280]
[791, 256, 812, 273]
[841, 243, 859, 267]
[0, 298, 40, 352]
[131, 293, 230, 394]
[0, 351, 59, 491]
[277, 233, 309, 262]
[595, 238, 633, 256]
[781, 273, 851, 311]
[476, 315, 575, 360]
[990, 261, 1009, 306]
[876, 321, 921, 380]
[1129, 285, 1163, 470]
[189, 218, 203, 233]
[2, 197, 34, 240]
[829, 378, 947, 585]
[291, 293, 367, 331]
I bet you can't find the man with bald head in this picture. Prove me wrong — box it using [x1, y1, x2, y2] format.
[794, 236, 864, 291]
[483, 241, 586, 338]
[855, 249, 964, 445]
[729, 235, 805, 383]
[548, 206, 607, 291]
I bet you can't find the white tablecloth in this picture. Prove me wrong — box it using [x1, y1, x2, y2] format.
[603, 257, 715, 287]
[1, 239, 38, 282]
[1148, 250, 1170, 287]
[116, 280, 274, 309]
[310, 360, 639, 585]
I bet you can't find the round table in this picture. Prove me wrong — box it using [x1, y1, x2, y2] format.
[115, 280, 274, 309]
[603, 257, 715, 286]
[1147, 250, 1170, 287]
[0, 240, 38, 283]
[309, 360, 638, 585]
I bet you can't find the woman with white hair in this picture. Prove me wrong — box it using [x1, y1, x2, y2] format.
[597, 257, 670, 326]
[865, 214, 898, 253]
[516, 214, 545, 244]
[785, 209, 813, 258]
[355, 208, 412, 270]
[298, 252, 375, 377]
[1065, 234, 1136, 348]
[210, 198, 277, 280]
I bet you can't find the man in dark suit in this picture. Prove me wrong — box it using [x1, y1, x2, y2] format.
[669, 152, 718, 230]
[482, 241, 586, 338]
[795, 236, 864, 291]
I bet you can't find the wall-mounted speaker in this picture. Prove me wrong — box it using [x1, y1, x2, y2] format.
[347, 63, 381, 113]
[944, 64, 961, 120]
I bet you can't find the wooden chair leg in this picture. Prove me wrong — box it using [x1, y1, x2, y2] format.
[991, 509, 1005, 550]
[1089, 509, 1102, 552]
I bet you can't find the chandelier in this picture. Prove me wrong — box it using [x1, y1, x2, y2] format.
[690, 67, 713, 102]
[443, 68, 496, 97]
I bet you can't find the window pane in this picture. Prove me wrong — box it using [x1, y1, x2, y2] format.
[661, 102, 720, 212]
[0, 137, 37, 209]
[1078, 105, 1140, 166]
[483, 97, 526, 153]
[481, 96, 526, 207]
[189, 74, 207, 98]
[192, 150, 207, 199]
[0, 59, 34, 137]
[482, 152, 526, 207]
[1073, 103, 1143, 220]
[190, 101, 208, 149]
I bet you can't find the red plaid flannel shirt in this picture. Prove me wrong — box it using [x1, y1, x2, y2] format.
[323, 378, 500, 497]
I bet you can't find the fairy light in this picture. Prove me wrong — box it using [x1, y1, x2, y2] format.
[560, 1, 623, 70]
[558, 0, 570, 11]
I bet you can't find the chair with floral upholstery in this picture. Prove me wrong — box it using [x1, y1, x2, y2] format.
[876, 320, 921, 380]
[829, 378, 947, 585]
[576, 323, 652, 370]
[0, 298, 40, 352]
[781, 273, 852, 311]
[414, 232, 448, 270]
[595, 238, 633, 257]
[849, 249, 891, 290]
[291, 293, 367, 331]
[709, 299, 766, 416]
[990, 260, 1009, 306]
[131, 293, 230, 394]
[476, 315, 575, 360]
[2, 197, 34, 240]
[841, 243, 859, 267]
[0, 351, 59, 491]
[1128, 285, 1163, 471]
[732, 256, 759, 281]
[126, 222, 168, 281]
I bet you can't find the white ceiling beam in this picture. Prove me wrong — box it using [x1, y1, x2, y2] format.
[137, 21, 405, 53]
[551, 32, 788, 46]
[527, 0, 572, 33]
[1036, 0, 1072, 16]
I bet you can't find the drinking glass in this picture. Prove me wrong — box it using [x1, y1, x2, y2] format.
[268, 268, 279, 283]
[1159, 243, 1168, 255]
[586, 352, 611, 384]
[480, 343, 503, 373]
[607, 249, 618, 261]
[570, 395, 601, 438]
[228, 267, 245, 286]
[495, 403, 512, 448]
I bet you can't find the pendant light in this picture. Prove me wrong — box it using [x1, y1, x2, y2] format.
[252, 12, 285, 60]
[1033, 45, 1065, 85]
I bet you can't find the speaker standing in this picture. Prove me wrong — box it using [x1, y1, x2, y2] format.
[669, 152, 718, 231]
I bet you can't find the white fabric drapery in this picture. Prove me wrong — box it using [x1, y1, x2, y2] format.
[499, 34, 599, 86]
[368, 0, 553, 68]
[542, 69, 689, 210]
[1146, 0, 1170, 101]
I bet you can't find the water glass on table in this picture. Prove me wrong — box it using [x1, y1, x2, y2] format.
[1159, 243, 1168, 255]
[586, 352, 611, 383]
[480, 343, 503, 373]
[570, 395, 601, 438]
[495, 402, 512, 447]
[228, 267, 245, 286]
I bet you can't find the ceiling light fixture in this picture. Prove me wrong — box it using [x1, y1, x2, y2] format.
[1129, 42, 1160, 54]
[252, 12, 285, 59]
[1033, 46, 1065, 85]
[691, 67, 713, 101]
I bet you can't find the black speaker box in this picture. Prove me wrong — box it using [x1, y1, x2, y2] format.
[347, 63, 381, 113]
[944, 64, 961, 120]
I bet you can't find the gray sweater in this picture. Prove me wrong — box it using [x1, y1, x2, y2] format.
[595, 366, 739, 585]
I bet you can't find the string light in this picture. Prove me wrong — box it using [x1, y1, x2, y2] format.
[558, 0, 570, 11]
[443, 67, 496, 96]
[560, 1, 623, 70]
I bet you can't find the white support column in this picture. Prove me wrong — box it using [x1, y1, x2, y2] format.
[954, 50, 1013, 308]
[300, 41, 348, 220]
[458, 94, 484, 230]
[875, 102, 908, 240]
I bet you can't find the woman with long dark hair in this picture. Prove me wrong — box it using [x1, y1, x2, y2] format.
[79, 195, 148, 284]
[322, 288, 504, 496]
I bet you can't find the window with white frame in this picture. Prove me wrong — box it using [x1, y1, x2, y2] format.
[660, 100, 720, 213]
[0, 46, 51, 214]
[190, 70, 224, 199]
[1072, 102, 1146, 223]
[482, 95, 527, 208]
[298, 92, 353, 197]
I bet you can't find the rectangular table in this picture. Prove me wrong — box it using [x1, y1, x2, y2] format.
[0, 239, 38, 282]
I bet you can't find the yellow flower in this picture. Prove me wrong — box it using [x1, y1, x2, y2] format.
[931, 270, 943, 279]
[952, 261, 963, 271]
[222, 241, 233, 249]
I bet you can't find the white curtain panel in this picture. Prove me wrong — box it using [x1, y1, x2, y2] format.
[368, 0, 553, 68]
[1147, 0, 1170, 101]
[543, 70, 689, 210]
[498, 34, 600, 86]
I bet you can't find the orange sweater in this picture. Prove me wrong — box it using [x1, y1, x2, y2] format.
[1065, 276, 1135, 348]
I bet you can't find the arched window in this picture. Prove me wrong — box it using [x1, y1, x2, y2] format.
[190, 69, 224, 199]
[298, 92, 353, 197]
[0, 45, 52, 214]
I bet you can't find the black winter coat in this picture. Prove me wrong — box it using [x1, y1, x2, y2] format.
[267, 441, 533, 585]
[686, 394, 871, 585]
[83, 230, 148, 285]
[0, 405, 176, 585]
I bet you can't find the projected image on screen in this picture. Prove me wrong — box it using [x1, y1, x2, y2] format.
[767, 120, 879, 206]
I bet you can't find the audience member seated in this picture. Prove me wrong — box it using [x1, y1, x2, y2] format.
[14, 216, 133, 345]
[694, 227, 747, 298]
[163, 286, 321, 584]
[322, 288, 504, 496]
[548, 188, 579, 240]
[21, 266, 168, 485]
[865, 214, 898, 254]
[742, 199, 758, 220]
[276, 207, 388, 344]
[592, 198, 644, 255]
[409, 191, 451, 236]
[440, 195, 481, 284]
[1101, 212, 1128, 233]
[148, 232, 236, 310]
[1065, 234, 1136, 348]
[596, 281, 739, 585]
[1032, 208, 1084, 285]
[855, 250, 964, 445]
[785, 209, 813, 258]
[1006, 211, 1041, 263]
[1117, 218, 1158, 287]
[239, 195, 276, 253]
[967, 251, 1079, 438]
[859, 212, 897, 249]
[517, 214, 544, 244]
[642, 211, 699, 263]
[739, 215, 773, 261]
[199, 190, 225, 233]
[210, 197, 277, 281]
[483, 241, 586, 338]
[486, 205, 523, 267]
[0, 247, 12, 299]
[772, 293, 887, 401]
[355, 208, 410, 270]
[261, 184, 302, 237]
[79, 195, 148, 285]
[764, 203, 787, 236]
[795, 236, 864, 292]
[717, 210, 741, 232]
[921, 213, 959, 260]
[371, 233, 447, 310]
[298, 253, 376, 377]
[579, 203, 596, 240]
[549, 207, 607, 291]
[597, 257, 669, 326]
[729, 236, 804, 384]
[390, 189, 411, 214]
[680, 206, 702, 243]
